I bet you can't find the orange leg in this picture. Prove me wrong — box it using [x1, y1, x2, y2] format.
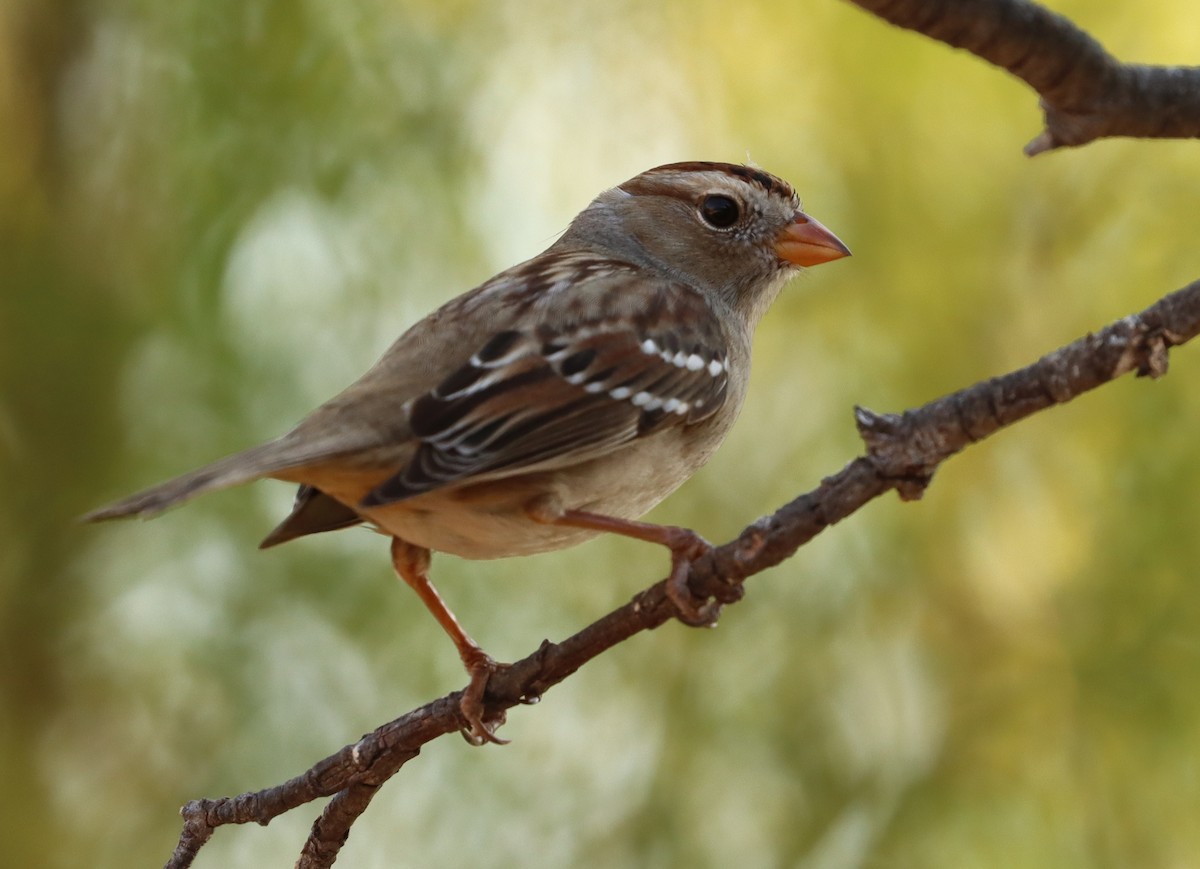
[527, 505, 720, 626]
[390, 538, 507, 745]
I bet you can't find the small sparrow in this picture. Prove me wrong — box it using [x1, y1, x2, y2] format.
[86, 161, 850, 742]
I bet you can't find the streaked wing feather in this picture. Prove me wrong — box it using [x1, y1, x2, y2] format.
[363, 282, 729, 506]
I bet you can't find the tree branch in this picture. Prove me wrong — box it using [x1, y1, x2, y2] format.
[844, 0, 1200, 154]
[163, 279, 1200, 868]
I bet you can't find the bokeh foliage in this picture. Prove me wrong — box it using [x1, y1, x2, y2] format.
[2, 1, 1197, 866]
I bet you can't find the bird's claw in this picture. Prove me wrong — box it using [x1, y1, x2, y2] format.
[459, 653, 510, 746]
[664, 531, 723, 628]
[666, 573, 722, 627]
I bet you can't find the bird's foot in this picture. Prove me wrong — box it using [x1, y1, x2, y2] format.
[662, 529, 724, 628]
[459, 649, 510, 746]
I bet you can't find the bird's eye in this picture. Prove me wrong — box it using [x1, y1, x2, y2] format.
[699, 194, 740, 229]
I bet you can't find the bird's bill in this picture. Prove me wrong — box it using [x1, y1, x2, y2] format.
[774, 213, 851, 267]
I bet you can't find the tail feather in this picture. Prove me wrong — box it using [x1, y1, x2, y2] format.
[258, 485, 364, 549]
[83, 437, 342, 523]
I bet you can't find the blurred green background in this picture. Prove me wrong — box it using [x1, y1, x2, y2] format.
[2, 0, 1198, 866]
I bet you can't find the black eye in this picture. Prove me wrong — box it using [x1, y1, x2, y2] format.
[699, 194, 740, 229]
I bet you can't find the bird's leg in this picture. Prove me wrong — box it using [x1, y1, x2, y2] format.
[526, 504, 721, 627]
[389, 538, 508, 745]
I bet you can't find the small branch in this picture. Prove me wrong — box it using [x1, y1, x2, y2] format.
[854, 302, 1184, 485]
[296, 781, 382, 869]
[845, 0, 1200, 153]
[164, 279, 1200, 867]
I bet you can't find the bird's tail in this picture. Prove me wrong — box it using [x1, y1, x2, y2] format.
[82, 437, 340, 522]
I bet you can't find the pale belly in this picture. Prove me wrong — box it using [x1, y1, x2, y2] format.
[360, 434, 722, 559]
[367, 493, 599, 559]
[358, 462, 674, 560]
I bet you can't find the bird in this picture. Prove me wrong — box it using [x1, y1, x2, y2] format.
[84, 161, 850, 743]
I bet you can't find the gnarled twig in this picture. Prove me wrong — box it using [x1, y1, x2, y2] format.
[846, 0, 1200, 153]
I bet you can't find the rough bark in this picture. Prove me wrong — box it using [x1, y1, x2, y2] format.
[846, 0, 1200, 153]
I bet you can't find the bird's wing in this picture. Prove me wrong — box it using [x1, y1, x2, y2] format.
[361, 279, 731, 506]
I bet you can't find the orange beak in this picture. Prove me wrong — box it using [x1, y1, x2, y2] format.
[774, 212, 851, 267]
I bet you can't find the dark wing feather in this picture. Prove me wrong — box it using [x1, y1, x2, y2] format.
[259, 485, 364, 549]
[362, 282, 730, 506]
